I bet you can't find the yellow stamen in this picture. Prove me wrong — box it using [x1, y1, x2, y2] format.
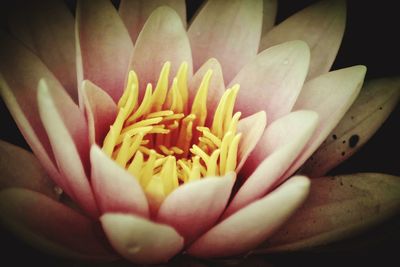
[176, 62, 189, 113]
[191, 70, 212, 128]
[127, 84, 153, 122]
[102, 61, 246, 210]
[151, 62, 170, 112]
[226, 133, 242, 173]
[145, 110, 174, 119]
[219, 131, 234, 175]
[197, 127, 222, 147]
[128, 150, 143, 178]
[118, 71, 138, 109]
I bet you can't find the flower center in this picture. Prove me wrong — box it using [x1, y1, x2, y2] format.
[102, 62, 241, 207]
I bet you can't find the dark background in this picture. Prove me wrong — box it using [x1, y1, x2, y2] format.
[0, 0, 399, 266]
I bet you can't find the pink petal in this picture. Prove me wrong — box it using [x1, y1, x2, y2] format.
[258, 173, 400, 252]
[0, 32, 87, 193]
[260, 0, 346, 80]
[119, 0, 186, 43]
[157, 173, 235, 244]
[284, 66, 366, 179]
[130, 6, 192, 92]
[90, 146, 149, 218]
[0, 75, 62, 191]
[6, 0, 77, 102]
[261, 0, 278, 36]
[0, 188, 115, 260]
[37, 80, 98, 218]
[230, 40, 310, 122]
[81, 81, 117, 145]
[224, 111, 318, 218]
[0, 140, 59, 200]
[302, 77, 400, 177]
[101, 213, 184, 264]
[189, 58, 226, 126]
[236, 111, 267, 172]
[76, 0, 134, 103]
[188, 0, 263, 82]
[187, 176, 310, 258]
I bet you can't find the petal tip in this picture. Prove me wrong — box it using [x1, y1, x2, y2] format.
[347, 65, 367, 78]
[90, 144, 102, 158]
[149, 5, 183, 25]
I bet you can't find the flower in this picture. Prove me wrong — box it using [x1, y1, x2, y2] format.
[0, 0, 399, 265]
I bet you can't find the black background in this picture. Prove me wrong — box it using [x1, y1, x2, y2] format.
[0, 0, 399, 266]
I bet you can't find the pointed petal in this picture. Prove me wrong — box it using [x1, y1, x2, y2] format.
[38, 81, 98, 217]
[188, 176, 310, 258]
[261, 0, 277, 35]
[285, 66, 366, 178]
[302, 77, 400, 177]
[90, 146, 149, 218]
[260, 0, 346, 80]
[0, 140, 58, 200]
[231, 40, 310, 122]
[225, 111, 318, 218]
[236, 111, 267, 172]
[6, 0, 77, 101]
[257, 173, 400, 252]
[0, 188, 115, 260]
[76, 0, 134, 103]
[0, 32, 86, 192]
[81, 81, 117, 145]
[0, 75, 62, 191]
[188, 0, 263, 82]
[101, 213, 184, 264]
[157, 173, 235, 244]
[189, 58, 225, 125]
[130, 6, 192, 92]
[119, 0, 186, 43]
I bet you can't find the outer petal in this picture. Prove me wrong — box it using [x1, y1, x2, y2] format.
[236, 111, 267, 172]
[81, 81, 117, 145]
[0, 76, 62, 192]
[6, 0, 77, 101]
[119, 0, 186, 43]
[90, 146, 149, 218]
[230, 40, 310, 122]
[0, 140, 58, 200]
[285, 66, 366, 178]
[257, 173, 400, 252]
[261, 0, 277, 36]
[188, 0, 263, 82]
[76, 0, 134, 103]
[242, 111, 318, 176]
[157, 173, 235, 244]
[260, 0, 346, 80]
[0, 188, 114, 260]
[188, 176, 310, 258]
[130, 6, 192, 92]
[101, 213, 184, 264]
[189, 58, 225, 126]
[38, 80, 98, 217]
[0, 33, 87, 192]
[302, 77, 400, 177]
[225, 111, 318, 218]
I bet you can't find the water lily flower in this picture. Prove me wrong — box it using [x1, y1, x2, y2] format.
[0, 0, 399, 264]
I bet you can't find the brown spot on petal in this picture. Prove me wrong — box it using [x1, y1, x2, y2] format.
[349, 135, 360, 148]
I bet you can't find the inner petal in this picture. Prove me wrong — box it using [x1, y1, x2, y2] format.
[102, 61, 245, 211]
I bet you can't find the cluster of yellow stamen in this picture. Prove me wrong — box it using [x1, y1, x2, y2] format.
[102, 62, 241, 206]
